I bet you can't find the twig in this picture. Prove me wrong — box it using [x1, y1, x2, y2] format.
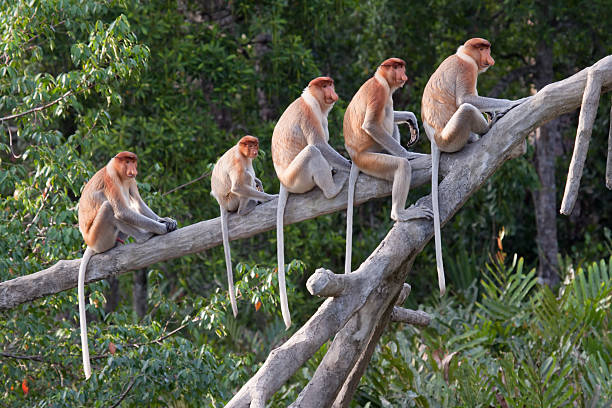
[131, 316, 202, 347]
[162, 171, 210, 196]
[0, 79, 95, 122]
[0, 351, 45, 362]
[24, 187, 49, 234]
[109, 374, 142, 408]
[0, 90, 75, 122]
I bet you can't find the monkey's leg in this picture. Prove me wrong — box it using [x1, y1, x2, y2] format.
[438, 103, 489, 153]
[114, 219, 154, 243]
[281, 145, 344, 198]
[220, 206, 238, 318]
[355, 151, 431, 222]
[345, 163, 360, 274]
[276, 185, 291, 329]
[237, 197, 258, 216]
[85, 202, 120, 253]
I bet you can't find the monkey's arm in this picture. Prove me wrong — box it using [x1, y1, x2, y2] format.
[393, 111, 420, 146]
[362, 111, 409, 158]
[316, 142, 351, 170]
[130, 185, 160, 220]
[393, 111, 418, 126]
[109, 197, 168, 235]
[230, 173, 276, 202]
[130, 185, 176, 230]
[303, 125, 350, 169]
[458, 94, 530, 113]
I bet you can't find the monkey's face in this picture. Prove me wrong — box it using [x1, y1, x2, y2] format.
[312, 82, 338, 106]
[464, 38, 495, 73]
[477, 46, 495, 73]
[239, 139, 259, 159]
[380, 60, 408, 89]
[120, 158, 138, 179]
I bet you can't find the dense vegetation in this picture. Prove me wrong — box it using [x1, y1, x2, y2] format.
[1, 0, 610, 406]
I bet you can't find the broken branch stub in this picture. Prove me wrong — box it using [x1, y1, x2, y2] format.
[391, 307, 432, 326]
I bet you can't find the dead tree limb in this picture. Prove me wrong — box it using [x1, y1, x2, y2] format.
[226, 55, 612, 408]
[561, 67, 604, 214]
[0, 162, 430, 310]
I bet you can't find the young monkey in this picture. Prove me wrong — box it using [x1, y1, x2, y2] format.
[78, 151, 177, 379]
[421, 38, 530, 295]
[211, 135, 276, 318]
[272, 76, 351, 328]
[343, 58, 432, 274]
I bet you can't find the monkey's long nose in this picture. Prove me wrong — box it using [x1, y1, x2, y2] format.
[330, 90, 339, 103]
[488, 56, 495, 66]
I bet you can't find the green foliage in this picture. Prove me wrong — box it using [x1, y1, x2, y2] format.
[356, 255, 612, 407]
[1, 0, 611, 406]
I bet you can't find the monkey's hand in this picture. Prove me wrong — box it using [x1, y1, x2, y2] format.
[254, 178, 264, 192]
[491, 95, 533, 124]
[158, 217, 178, 232]
[396, 112, 420, 146]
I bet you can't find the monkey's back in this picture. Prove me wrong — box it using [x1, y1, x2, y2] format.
[422, 54, 462, 134]
[271, 98, 309, 177]
[78, 167, 106, 236]
[343, 77, 385, 156]
[211, 146, 239, 206]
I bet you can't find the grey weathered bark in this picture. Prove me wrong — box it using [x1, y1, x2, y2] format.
[226, 56, 612, 408]
[133, 270, 147, 319]
[531, 42, 562, 287]
[561, 69, 603, 214]
[0, 162, 429, 310]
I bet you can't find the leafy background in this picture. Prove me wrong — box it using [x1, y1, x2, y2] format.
[0, 0, 610, 406]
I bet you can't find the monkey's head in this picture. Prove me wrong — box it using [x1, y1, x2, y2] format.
[238, 135, 259, 159]
[113, 151, 138, 180]
[379, 58, 408, 90]
[463, 38, 495, 73]
[308, 77, 338, 106]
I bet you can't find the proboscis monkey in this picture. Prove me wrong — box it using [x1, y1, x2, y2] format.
[77, 152, 177, 379]
[421, 38, 530, 295]
[343, 58, 432, 274]
[211, 135, 276, 318]
[272, 76, 350, 328]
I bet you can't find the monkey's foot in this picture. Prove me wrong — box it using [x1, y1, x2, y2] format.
[391, 204, 434, 222]
[467, 133, 480, 143]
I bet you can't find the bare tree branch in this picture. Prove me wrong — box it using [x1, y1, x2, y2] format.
[226, 56, 612, 408]
[0, 163, 430, 310]
[561, 67, 604, 214]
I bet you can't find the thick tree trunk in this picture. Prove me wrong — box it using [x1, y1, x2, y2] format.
[133, 270, 147, 319]
[103, 277, 120, 314]
[531, 41, 561, 287]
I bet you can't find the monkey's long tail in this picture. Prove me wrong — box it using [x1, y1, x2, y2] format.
[276, 184, 291, 329]
[345, 163, 360, 274]
[78, 246, 94, 379]
[431, 141, 446, 296]
[220, 206, 238, 318]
